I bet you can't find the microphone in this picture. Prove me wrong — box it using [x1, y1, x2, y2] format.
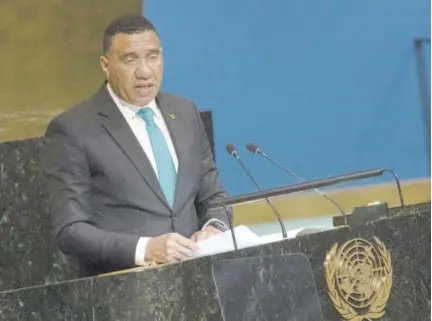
[226, 144, 288, 238]
[246, 143, 349, 226]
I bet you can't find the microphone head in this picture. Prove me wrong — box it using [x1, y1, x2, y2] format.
[226, 144, 237, 157]
[246, 143, 260, 154]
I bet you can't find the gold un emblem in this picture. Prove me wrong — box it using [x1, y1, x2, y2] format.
[324, 237, 393, 321]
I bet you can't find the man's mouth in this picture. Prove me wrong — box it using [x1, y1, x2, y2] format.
[136, 84, 153, 89]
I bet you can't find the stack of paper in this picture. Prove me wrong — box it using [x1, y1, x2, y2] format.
[192, 225, 261, 258]
[192, 225, 333, 259]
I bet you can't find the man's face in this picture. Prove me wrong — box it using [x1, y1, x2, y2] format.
[100, 30, 163, 106]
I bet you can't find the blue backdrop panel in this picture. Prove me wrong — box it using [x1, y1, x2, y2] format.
[144, 0, 430, 195]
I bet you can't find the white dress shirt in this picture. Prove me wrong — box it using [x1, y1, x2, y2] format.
[107, 85, 223, 265]
[107, 85, 179, 174]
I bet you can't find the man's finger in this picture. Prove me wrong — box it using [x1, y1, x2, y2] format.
[190, 232, 198, 242]
[165, 243, 190, 262]
[175, 235, 198, 251]
[170, 250, 188, 262]
[172, 242, 194, 258]
[196, 231, 209, 242]
[167, 255, 180, 263]
[204, 226, 222, 235]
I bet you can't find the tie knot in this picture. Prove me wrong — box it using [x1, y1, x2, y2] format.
[137, 107, 154, 123]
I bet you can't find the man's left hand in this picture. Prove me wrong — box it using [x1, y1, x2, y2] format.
[190, 226, 222, 242]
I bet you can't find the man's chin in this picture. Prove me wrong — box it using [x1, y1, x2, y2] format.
[133, 91, 157, 106]
[130, 96, 153, 107]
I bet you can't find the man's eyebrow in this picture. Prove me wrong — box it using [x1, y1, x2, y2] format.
[147, 48, 161, 54]
[120, 52, 138, 59]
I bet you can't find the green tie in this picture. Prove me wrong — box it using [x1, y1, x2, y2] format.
[137, 108, 177, 208]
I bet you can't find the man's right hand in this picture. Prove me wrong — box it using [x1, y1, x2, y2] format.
[145, 233, 198, 264]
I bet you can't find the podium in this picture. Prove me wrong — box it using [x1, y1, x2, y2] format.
[0, 138, 430, 320]
[0, 203, 429, 320]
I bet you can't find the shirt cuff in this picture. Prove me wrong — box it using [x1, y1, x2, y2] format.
[202, 218, 228, 230]
[135, 237, 152, 266]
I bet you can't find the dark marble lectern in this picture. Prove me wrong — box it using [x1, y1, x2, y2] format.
[0, 205, 430, 321]
[0, 138, 430, 321]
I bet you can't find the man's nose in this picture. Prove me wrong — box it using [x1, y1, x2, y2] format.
[135, 59, 152, 79]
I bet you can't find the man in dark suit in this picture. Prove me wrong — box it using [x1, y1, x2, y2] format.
[42, 15, 230, 276]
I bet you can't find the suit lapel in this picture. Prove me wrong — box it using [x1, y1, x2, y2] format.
[156, 93, 190, 213]
[95, 85, 170, 210]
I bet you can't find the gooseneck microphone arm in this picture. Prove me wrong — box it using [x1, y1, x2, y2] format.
[218, 202, 238, 250]
[246, 143, 349, 226]
[382, 169, 405, 209]
[246, 143, 405, 212]
[209, 168, 387, 208]
[226, 144, 288, 238]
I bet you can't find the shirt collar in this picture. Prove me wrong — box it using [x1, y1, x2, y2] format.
[106, 83, 159, 119]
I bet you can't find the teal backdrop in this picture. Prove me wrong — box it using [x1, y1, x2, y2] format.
[144, 0, 431, 196]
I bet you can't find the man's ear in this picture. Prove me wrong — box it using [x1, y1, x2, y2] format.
[100, 56, 109, 78]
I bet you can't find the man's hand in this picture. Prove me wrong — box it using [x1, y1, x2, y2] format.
[145, 233, 198, 264]
[190, 226, 222, 242]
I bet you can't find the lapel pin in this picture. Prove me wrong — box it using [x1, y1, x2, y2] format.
[169, 114, 176, 119]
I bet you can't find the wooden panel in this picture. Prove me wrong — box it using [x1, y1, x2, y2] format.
[0, 0, 142, 142]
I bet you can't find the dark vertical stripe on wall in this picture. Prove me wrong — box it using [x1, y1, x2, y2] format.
[200, 111, 216, 162]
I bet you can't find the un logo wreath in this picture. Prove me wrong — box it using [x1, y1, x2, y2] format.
[324, 237, 393, 321]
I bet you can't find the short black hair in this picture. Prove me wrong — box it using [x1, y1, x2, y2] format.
[102, 15, 158, 54]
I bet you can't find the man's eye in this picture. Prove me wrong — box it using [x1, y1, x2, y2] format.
[124, 57, 135, 64]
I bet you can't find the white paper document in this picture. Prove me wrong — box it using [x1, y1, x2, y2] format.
[192, 225, 261, 258]
[192, 225, 333, 259]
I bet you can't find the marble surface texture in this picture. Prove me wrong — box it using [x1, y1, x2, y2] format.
[212, 254, 323, 321]
[0, 209, 429, 321]
[0, 278, 93, 321]
[0, 138, 78, 292]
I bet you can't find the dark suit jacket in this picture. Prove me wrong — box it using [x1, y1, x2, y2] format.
[42, 84, 230, 276]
